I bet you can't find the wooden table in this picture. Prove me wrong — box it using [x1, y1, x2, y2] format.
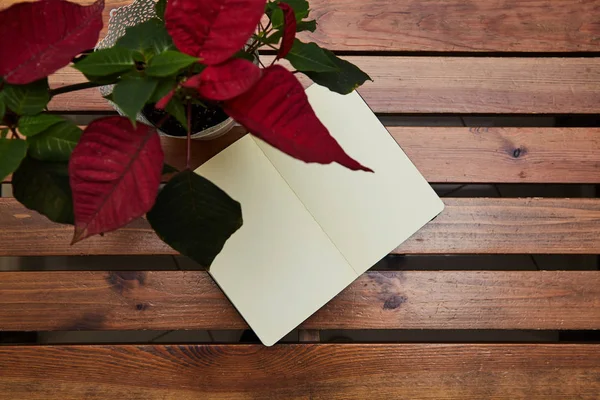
[1, 0, 599, 398]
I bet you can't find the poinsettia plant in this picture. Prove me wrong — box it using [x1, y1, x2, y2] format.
[0, 0, 371, 266]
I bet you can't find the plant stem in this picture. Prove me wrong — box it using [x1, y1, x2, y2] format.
[49, 81, 112, 98]
[10, 127, 18, 139]
[156, 113, 171, 130]
[247, 28, 277, 55]
[247, 41, 261, 55]
[186, 100, 192, 170]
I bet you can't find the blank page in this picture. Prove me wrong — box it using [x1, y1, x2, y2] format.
[196, 136, 357, 346]
[255, 85, 444, 274]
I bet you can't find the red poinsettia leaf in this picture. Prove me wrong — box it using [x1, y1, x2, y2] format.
[165, 0, 266, 65]
[156, 89, 175, 109]
[224, 65, 372, 172]
[0, 0, 104, 84]
[69, 117, 164, 243]
[277, 3, 297, 60]
[189, 59, 261, 101]
[181, 74, 202, 89]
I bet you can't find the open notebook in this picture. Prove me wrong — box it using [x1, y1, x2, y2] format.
[196, 84, 444, 345]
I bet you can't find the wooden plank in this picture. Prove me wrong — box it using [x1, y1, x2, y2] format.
[396, 127, 600, 183]
[401, 198, 600, 254]
[3, 198, 600, 255]
[302, 0, 600, 52]
[2, 0, 599, 52]
[0, 344, 598, 399]
[0, 271, 598, 330]
[165, 127, 600, 184]
[47, 57, 600, 114]
[6, 127, 600, 184]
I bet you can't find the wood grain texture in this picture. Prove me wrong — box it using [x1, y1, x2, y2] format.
[400, 198, 600, 254]
[302, 0, 600, 52]
[0, 344, 599, 399]
[47, 57, 600, 114]
[2, 0, 599, 52]
[396, 127, 600, 183]
[165, 127, 600, 184]
[3, 127, 244, 183]
[3, 198, 600, 255]
[0, 271, 598, 330]
[7, 127, 600, 184]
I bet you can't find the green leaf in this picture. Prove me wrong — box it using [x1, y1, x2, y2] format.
[82, 72, 123, 85]
[234, 49, 256, 62]
[285, 40, 339, 72]
[147, 170, 243, 267]
[263, 20, 316, 45]
[146, 51, 198, 77]
[269, 0, 309, 27]
[18, 114, 64, 137]
[3, 79, 50, 115]
[27, 121, 82, 162]
[191, 63, 207, 75]
[165, 97, 187, 127]
[262, 31, 282, 45]
[297, 19, 317, 32]
[132, 52, 146, 63]
[149, 78, 177, 103]
[155, 0, 167, 19]
[116, 18, 174, 57]
[270, 8, 285, 27]
[112, 76, 158, 124]
[0, 97, 5, 121]
[73, 47, 136, 77]
[162, 163, 179, 174]
[12, 156, 74, 224]
[303, 49, 372, 94]
[0, 138, 27, 181]
[0, 129, 8, 139]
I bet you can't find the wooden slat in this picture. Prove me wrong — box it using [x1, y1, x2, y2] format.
[403, 198, 600, 254]
[0, 271, 598, 331]
[6, 126, 600, 184]
[2, 0, 599, 52]
[303, 0, 600, 52]
[1, 344, 598, 399]
[163, 127, 600, 184]
[396, 127, 600, 184]
[47, 57, 600, 113]
[3, 197, 600, 255]
[7, 127, 600, 184]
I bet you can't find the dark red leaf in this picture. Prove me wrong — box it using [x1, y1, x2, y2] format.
[277, 3, 297, 60]
[189, 59, 261, 101]
[224, 66, 372, 172]
[69, 117, 164, 243]
[165, 0, 266, 65]
[0, 0, 104, 84]
[181, 74, 203, 89]
[156, 89, 175, 109]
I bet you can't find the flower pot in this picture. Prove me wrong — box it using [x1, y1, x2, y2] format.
[141, 102, 234, 140]
[95, 0, 236, 140]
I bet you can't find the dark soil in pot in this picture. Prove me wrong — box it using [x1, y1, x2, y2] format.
[142, 103, 230, 137]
